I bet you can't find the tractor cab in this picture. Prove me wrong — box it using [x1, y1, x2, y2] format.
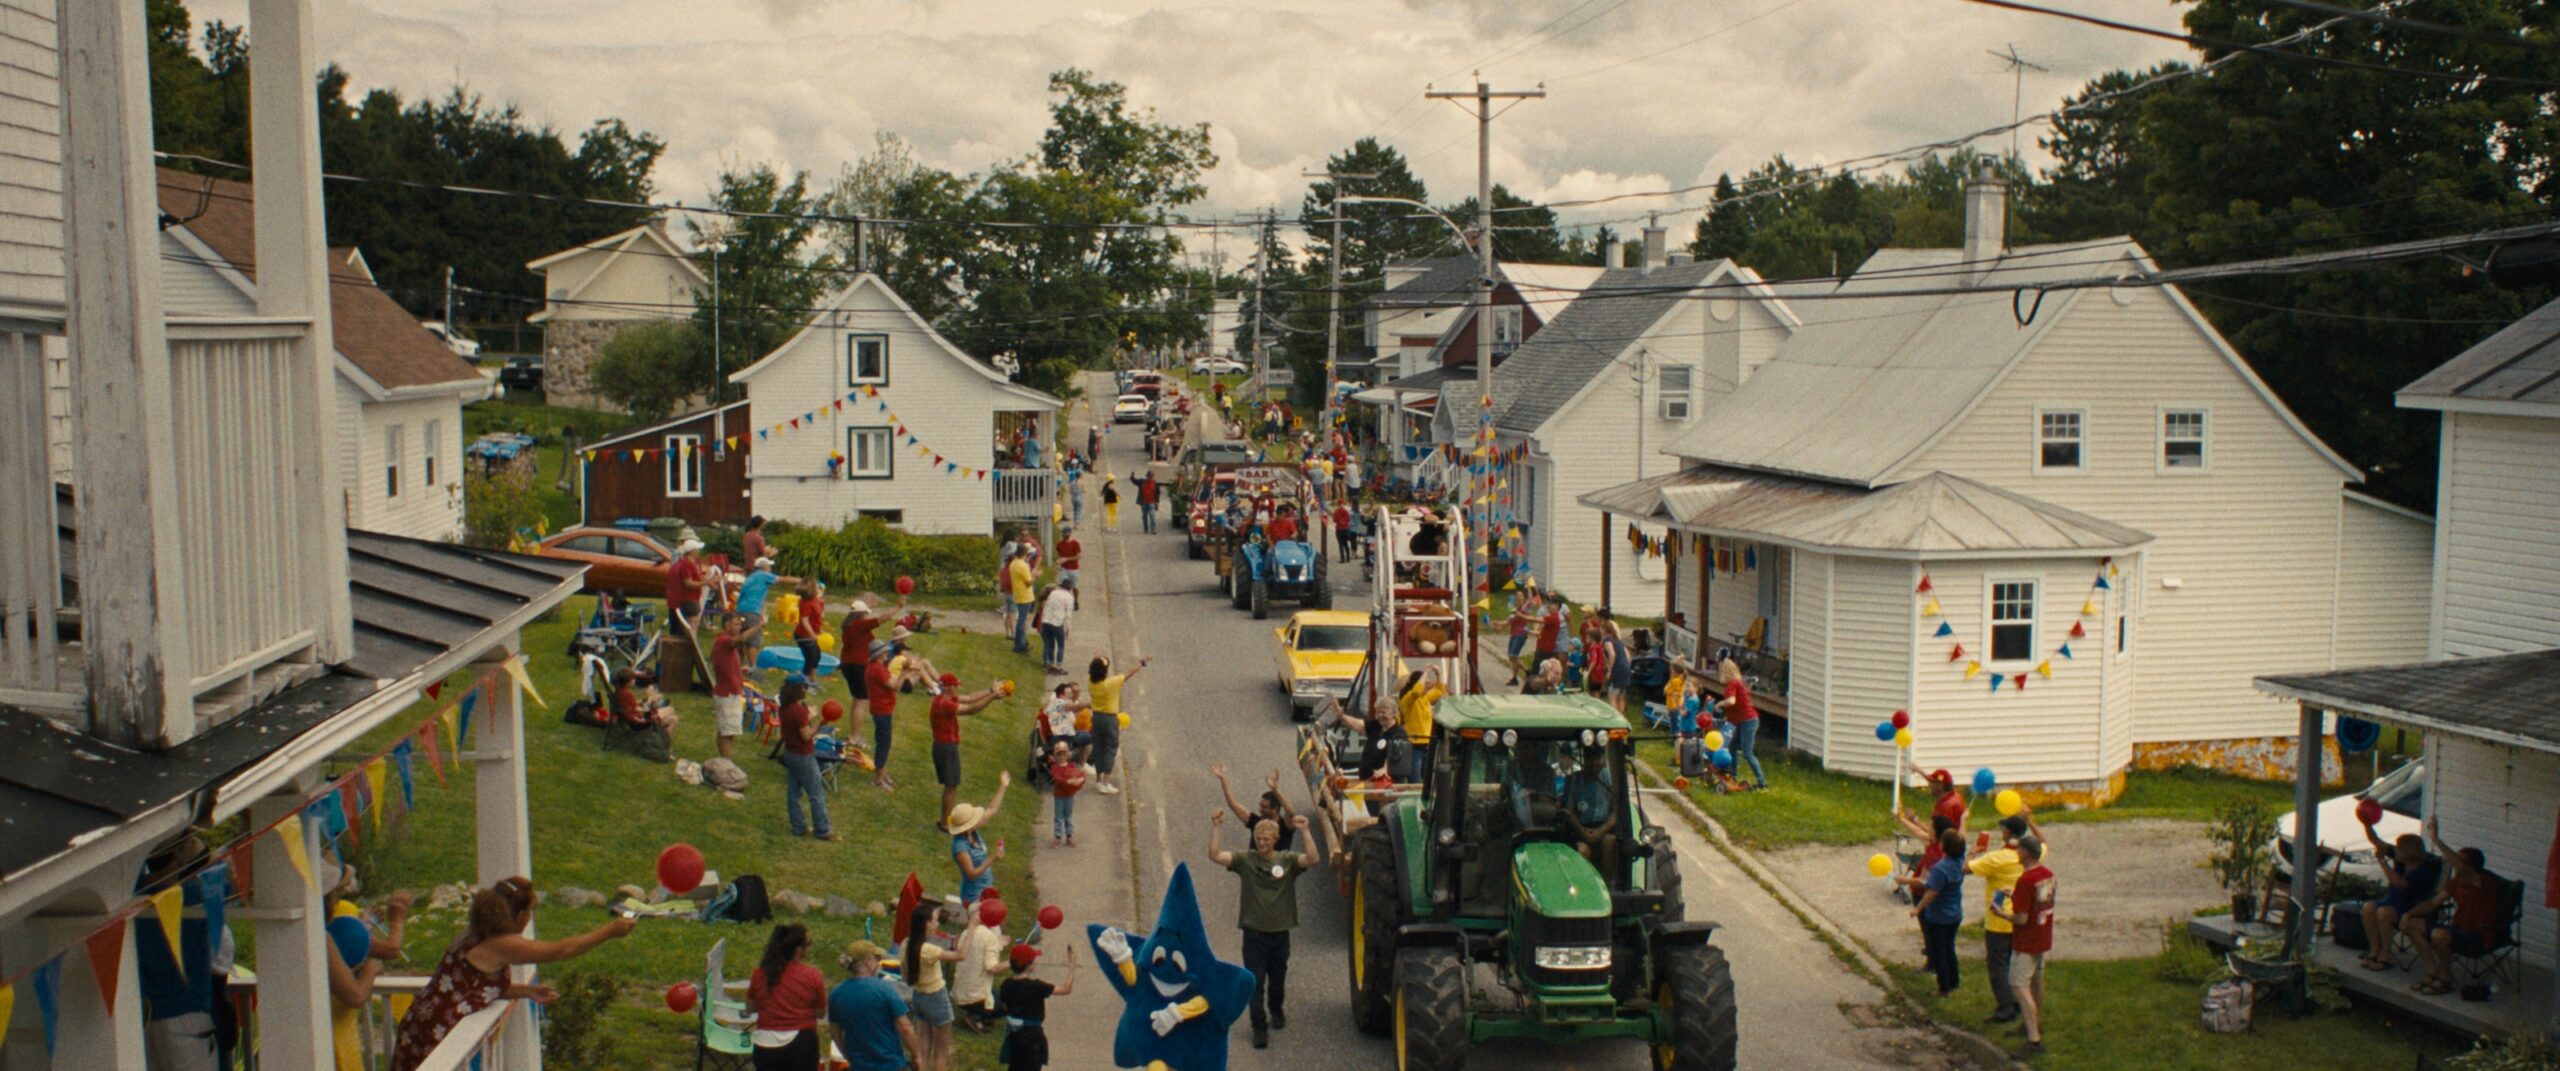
[1422, 696, 1652, 922]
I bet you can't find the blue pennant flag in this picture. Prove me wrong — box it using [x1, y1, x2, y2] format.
[34, 958, 60, 1053]
[1933, 621, 1954, 638]
[392, 741, 416, 808]
[1989, 674, 2003, 693]
[457, 688, 479, 750]
[1744, 547, 1757, 570]
[2058, 643, 2074, 660]
[945, 462, 957, 473]
[2093, 576, 2111, 591]
[757, 429, 769, 441]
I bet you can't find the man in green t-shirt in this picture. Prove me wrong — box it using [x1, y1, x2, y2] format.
[1208, 800, 1330, 1051]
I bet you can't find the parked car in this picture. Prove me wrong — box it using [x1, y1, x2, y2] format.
[1127, 371, 1165, 398]
[420, 320, 481, 360]
[1113, 393, 1152, 424]
[535, 527, 677, 597]
[2272, 758, 2425, 887]
[1191, 356, 1246, 375]
[1274, 609, 1370, 719]
[499, 354, 544, 392]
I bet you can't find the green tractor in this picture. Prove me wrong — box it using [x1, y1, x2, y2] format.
[1341, 694, 1735, 1071]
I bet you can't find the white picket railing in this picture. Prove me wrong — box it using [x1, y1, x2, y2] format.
[410, 998, 527, 1071]
[0, 321, 69, 706]
[992, 468, 1056, 522]
[167, 323, 320, 694]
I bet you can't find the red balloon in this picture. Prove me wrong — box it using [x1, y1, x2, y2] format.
[2355, 798, 2385, 827]
[1673, 776, 1690, 791]
[820, 699, 845, 724]
[657, 843, 707, 895]
[895, 576, 916, 596]
[1890, 709, 1911, 730]
[1037, 905, 1064, 931]
[666, 981, 699, 1014]
[979, 900, 1008, 928]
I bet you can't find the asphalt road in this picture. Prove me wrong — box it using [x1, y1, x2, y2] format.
[1037, 374, 1933, 1071]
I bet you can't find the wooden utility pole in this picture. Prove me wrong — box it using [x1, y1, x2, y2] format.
[1425, 76, 1542, 590]
[1305, 169, 1378, 427]
[1249, 209, 1272, 395]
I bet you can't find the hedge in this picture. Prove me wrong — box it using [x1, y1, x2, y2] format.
[764, 519, 998, 597]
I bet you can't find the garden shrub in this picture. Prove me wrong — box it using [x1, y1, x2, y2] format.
[2154, 917, 2226, 985]
[538, 970, 623, 1067]
[769, 519, 997, 597]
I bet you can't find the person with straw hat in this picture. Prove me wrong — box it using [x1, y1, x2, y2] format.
[948, 771, 1013, 904]
[828, 939, 922, 1071]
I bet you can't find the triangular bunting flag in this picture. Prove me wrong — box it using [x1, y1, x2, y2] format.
[1964, 660, 1982, 680]
[2080, 599, 2098, 616]
[1916, 575, 1934, 594]
[84, 925, 124, 1016]
[456, 688, 478, 750]
[1948, 644, 1966, 662]
[0, 983, 13, 1051]
[757, 429, 770, 441]
[2035, 660, 2053, 679]
[442, 707, 460, 760]
[2069, 621, 2087, 639]
[364, 759, 389, 831]
[1989, 673, 2003, 692]
[1933, 621, 1954, 638]
[424, 681, 444, 701]
[419, 724, 447, 786]
[1920, 597, 1942, 617]
[150, 886, 186, 968]
[504, 655, 546, 710]
[2012, 673, 2029, 690]
[339, 780, 362, 849]
[393, 743, 415, 809]
[276, 815, 313, 889]
[2059, 643, 2074, 659]
[790, 418, 801, 430]
[2094, 575, 2111, 591]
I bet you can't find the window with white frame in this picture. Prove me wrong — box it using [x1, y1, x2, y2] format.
[423, 418, 442, 486]
[383, 424, 404, 499]
[1989, 579, 2038, 663]
[665, 434, 703, 497]
[848, 334, 889, 385]
[846, 427, 893, 479]
[1491, 306, 1524, 347]
[2037, 409, 2084, 470]
[1658, 365, 1694, 420]
[2161, 409, 2207, 470]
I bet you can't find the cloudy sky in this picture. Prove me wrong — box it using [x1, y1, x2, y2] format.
[199, 0, 2190, 260]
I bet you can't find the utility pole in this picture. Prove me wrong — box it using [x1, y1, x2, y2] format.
[1249, 209, 1272, 395]
[1305, 169, 1378, 431]
[442, 265, 455, 338]
[1426, 75, 1542, 602]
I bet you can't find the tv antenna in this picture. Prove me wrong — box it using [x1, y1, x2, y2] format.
[1987, 45, 2050, 162]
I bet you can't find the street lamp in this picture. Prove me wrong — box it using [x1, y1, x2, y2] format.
[1341, 194, 1497, 596]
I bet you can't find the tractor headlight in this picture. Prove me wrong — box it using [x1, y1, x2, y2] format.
[1437, 829, 1458, 846]
[1501, 729, 1518, 748]
[1532, 945, 1612, 971]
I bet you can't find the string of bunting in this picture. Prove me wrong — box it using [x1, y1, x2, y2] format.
[578, 385, 997, 482]
[0, 659, 540, 1045]
[1919, 557, 2115, 693]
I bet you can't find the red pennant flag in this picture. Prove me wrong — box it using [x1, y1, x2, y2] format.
[789, 418, 801, 430]
[892, 874, 925, 943]
[895, 425, 908, 437]
[933, 454, 944, 466]
[425, 681, 444, 701]
[2012, 673, 2028, 691]
[418, 723, 447, 786]
[833, 400, 844, 411]
[2069, 621, 2087, 639]
[1948, 644, 1965, 662]
[1916, 576, 1933, 594]
[339, 779, 362, 849]
[87, 922, 127, 1012]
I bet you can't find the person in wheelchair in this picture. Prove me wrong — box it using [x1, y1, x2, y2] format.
[604, 667, 678, 762]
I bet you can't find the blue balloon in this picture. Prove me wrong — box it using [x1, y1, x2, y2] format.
[1874, 721, 1897, 742]
[327, 916, 372, 969]
[1972, 767, 1998, 796]
[1711, 748, 1735, 770]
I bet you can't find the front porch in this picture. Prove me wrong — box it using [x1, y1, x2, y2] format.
[2188, 914, 2554, 1041]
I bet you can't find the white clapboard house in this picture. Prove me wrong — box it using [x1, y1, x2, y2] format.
[727, 272, 1062, 535]
[1580, 178, 2432, 801]
[1, 2, 583, 1066]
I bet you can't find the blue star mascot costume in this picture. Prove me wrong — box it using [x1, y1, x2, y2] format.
[1087, 863, 1255, 1071]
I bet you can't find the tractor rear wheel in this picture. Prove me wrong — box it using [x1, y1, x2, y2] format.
[1348, 827, 1398, 1033]
[1643, 826, 1685, 920]
[1188, 533, 1204, 560]
[1394, 946, 1468, 1071]
[1251, 578, 1270, 619]
[1231, 567, 1250, 609]
[1651, 943, 1738, 1071]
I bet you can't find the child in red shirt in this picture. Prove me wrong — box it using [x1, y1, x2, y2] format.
[1047, 740, 1087, 847]
[1994, 837, 2054, 1055]
[793, 578, 827, 676]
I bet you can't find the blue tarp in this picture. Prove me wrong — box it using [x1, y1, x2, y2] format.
[466, 433, 538, 460]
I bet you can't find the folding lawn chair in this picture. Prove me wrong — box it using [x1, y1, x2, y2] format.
[2449, 875, 2526, 987]
[696, 938, 755, 1071]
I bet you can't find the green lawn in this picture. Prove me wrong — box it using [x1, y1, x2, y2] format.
[338, 605, 1045, 1069]
[1640, 736, 2368, 849]
[1887, 951, 2463, 1070]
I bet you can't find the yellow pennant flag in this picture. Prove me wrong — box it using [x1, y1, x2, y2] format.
[276, 814, 314, 890]
[1963, 660, 1983, 681]
[503, 655, 547, 710]
[442, 707, 460, 757]
[0, 982, 12, 1039]
[150, 885, 187, 965]
[1920, 597, 1942, 617]
[2080, 599, 2098, 616]
[2036, 659, 2054, 679]
[364, 759, 389, 831]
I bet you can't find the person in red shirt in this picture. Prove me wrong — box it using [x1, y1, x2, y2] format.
[613, 668, 678, 731]
[792, 578, 828, 676]
[1047, 739, 1088, 847]
[1536, 602, 1565, 659]
[747, 923, 829, 1064]
[1992, 837, 2054, 1056]
[863, 643, 903, 791]
[2408, 819, 2499, 996]
[836, 594, 904, 702]
[1331, 502, 1355, 563]
[709, 614, 754, 759]
[740, 517, 771, 575]
[1266, 508, 1298, 544]
[1716, 659, 1765, 789]
[774, 675, 834, 840]
[1912, 760, 1969, 835]
[1056, 530, 1083, 608]
[929, 672, 1005, 830]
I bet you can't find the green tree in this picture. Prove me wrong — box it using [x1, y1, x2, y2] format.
[1299, 138, 1442, 286]
[1445, 184, 1567, 264]
[692, 164, 827, 394]
[589, 320, 707, 421]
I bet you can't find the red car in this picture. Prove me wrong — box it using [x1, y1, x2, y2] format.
[535, 527, 678, 597]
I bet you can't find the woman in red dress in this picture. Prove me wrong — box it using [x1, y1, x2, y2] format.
[389, 877, 635, 1071]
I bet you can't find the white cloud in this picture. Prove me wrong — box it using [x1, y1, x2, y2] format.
[195, 0, 2186, 247]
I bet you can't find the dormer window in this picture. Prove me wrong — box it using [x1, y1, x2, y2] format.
[849, 334, 888, 385]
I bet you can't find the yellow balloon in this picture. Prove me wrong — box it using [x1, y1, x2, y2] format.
[775, 593, 801, 627]
[1117, 712, 1132, 730]
[997, 679, 1017, 697]
[1866, 853, 1893, 878]
[1702, 731, 1725, 752]
[1996, 789, 2024, 817]
[816, 632, 838, 654]
[1892, 727, 1914, 749]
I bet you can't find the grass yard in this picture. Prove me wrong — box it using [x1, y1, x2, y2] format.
[338, 605, 1046, 1069]
[464, 398, 630, 534]
[1639, 730, 2369, 850]
[1886, 947, 2464, 1070]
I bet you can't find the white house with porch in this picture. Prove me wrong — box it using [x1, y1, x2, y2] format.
[1, 2, 582, 1067]
[1579, 179, 2432, 801]
[727, 272, 1062, 536]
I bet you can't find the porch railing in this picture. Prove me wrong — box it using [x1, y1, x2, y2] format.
[410, 998, 528, 1071]
[167, 322, 321, 697]
[992, 468, 1056, 522]
[226, 973, 527, 1071]
[0, 321, 69, 708]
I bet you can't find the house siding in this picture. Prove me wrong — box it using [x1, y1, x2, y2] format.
[1526, 357, 1678, 605]
[2434, 412, 2560, 659]
[580, 409, 755, 528]
[2099, 552, 2140, 776]
[0, 0, 61, 307]
[1823, 556, 1913, 779]
[1888, 287, 2356, 746]
[349, 393, 466, 542]
[1908, 557, 2114, 785]
[744, 280, 1046, 535]
[2425, 733, 2558, 973]
[1787, 551, 1832, 759]
[2333, 495, 2433, 668]
[161, 231, 255, 315]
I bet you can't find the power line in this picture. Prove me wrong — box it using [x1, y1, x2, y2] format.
[2245, 0, 2560, 55]
[1956, 0, 2560, 90]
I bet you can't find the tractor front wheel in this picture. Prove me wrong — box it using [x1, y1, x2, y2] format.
[1651, 943, 1738, 1071]
[1348, 827, 1398, 1033]
[1394, 946, 1469, 1071]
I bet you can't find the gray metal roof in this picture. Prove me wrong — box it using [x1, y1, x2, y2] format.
[1663, 240, 2149, 486]
[0, 531, 585, 886]
[2257, 648, 2560, 755]
[2398, 296, 2560, 413]
[1490, 260, 1728, 433]
[1578, 464, 2151, 559]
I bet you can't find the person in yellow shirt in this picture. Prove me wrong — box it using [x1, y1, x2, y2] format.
[1396, 668, 1446, 780]
[1008, 548, 1037, 655]
[1967, 806, 2048, 1026]
[1087, 654, 1151, 795]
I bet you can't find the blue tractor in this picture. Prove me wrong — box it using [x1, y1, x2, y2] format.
[1227, 528, 1331, 619]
